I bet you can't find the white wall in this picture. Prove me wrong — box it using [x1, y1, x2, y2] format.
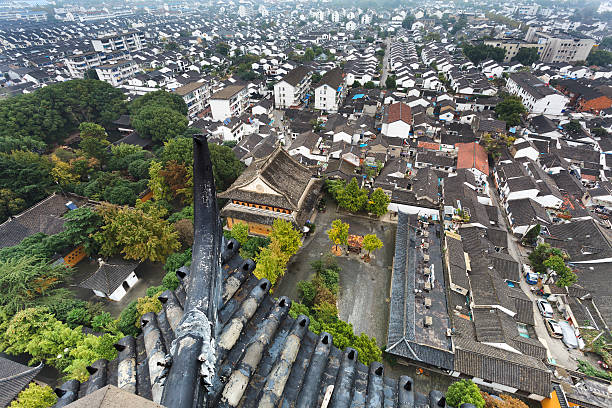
[210, 99, 231, 121]
[315, 84, 338, 112]
[274, 80, 296, 109]
[382, 121, 411, 138]
[109, 271, 138, 301]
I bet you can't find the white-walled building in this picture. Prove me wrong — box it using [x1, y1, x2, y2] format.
[209, 84, 249, 121]
[506, 72, 568, 115]
[175, 81, 210, 119]
[78, 259, 140, 302]
[95, 60, 138, 86]
[274, 65, 312, 109]
[313, 68, 345, 113]
[92, 31, 146, 53]
[381, 102, 412, 139]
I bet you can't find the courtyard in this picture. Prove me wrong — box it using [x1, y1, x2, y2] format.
[275, 200, 396, 347]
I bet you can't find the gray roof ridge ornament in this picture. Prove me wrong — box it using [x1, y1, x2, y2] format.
[161, 134, 223, 408]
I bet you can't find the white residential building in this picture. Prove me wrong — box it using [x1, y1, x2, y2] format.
[175, 82, 210, 119]
[314, 68, 345, 113]
[274, 66, 312, 109]
[95, 60, 138, 86]
[92, 31, 146, 53]
[506, 72, 568, 115]
[209, 84, 249, 121]
[381, 102, 412, 139]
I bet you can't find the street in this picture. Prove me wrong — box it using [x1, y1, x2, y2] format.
[489, 186, 581, 370]
[380, 37, 391, 87]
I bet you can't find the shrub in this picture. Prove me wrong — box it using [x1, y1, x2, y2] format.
[297, 280, 317, 307]
[66, 307, 92, 328]
[9, 383, 57, 408]
[162, 271, 180, 291]
[117, 300, 140, 337]
[92, 312, 115, 333]
[446, 379, 485, 408]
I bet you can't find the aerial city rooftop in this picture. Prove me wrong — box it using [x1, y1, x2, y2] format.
[0, 1, 612, 408]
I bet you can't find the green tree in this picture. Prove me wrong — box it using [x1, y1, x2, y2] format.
[129, 90, 188, 116]
[515, 47, 539, 65]
[522, 223, 541, 246]
[0, 256, 70, 315]
[0, 151, 54, 214]
[0, 188, 26, 222]
[495, 97, 526, 127]
[148, 160, 171, 202]
[63, 207, 103, 255]
[230, 222, 250, 245]
[78, 122, 110, 163]
[253, 240, 286, 286]
[363, 81, 376, 89]
[161, 136, 193, 164]
[543, 255, 577, 287]
[0, 79, 125, 153]
[362, 234, 383, 259]
[402, 14, 415, 29]
[9, 383, 57, 408]
[587, 49, 612, 66]
[209, 143, 245, 191]
[367, 188, 390, 216]
[269, 219, 302, 258]
[446, 379, 485, 408]
[592, 127, 608, 138]
[385, 76, 396, 89]
[528, 243, 564, 274]
[93, 203, 180, 262]
[83, 69, 99, 80]
[327, 219, 349, 251]
[337, 178, 368, 212]
[132, 105, 188, 142]
[463, 43, 506, 64]
[600, 37, 612, 51]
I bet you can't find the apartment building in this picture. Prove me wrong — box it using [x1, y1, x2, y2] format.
[484, 40, 543, 63]
[174, 81, 210, 118]
[506, 72, 568, 115]
[92, 31, 146, 53]
[209, 84, 249, 121]
[65, 50, 130, 78]
[525, 29, 595, 63]
[95, 60, 139, 86]
[313, 68, 345, 113]
[274, 65, 312, 109]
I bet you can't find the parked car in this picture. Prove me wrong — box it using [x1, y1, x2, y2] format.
[525, 272, 539, 285]
[558, 320, 579, 349]
[545, 319, 563, 339]
[537, 299, 554, 318]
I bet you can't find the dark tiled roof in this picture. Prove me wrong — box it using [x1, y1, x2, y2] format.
[279, 65, 311, 87]
[0, 357, 43, 408]
[0, 193, 92, 249]
[218, 146, 315, 210]
[316, 67, 343, 89]
[77, 259, 140, 295]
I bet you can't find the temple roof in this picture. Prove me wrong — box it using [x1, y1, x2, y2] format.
[218, 146, 316, 211]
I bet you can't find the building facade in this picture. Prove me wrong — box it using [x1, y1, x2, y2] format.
[507, 73, 568, 115]
[209, 84, 249, 121]
[274, 65, 312, 109]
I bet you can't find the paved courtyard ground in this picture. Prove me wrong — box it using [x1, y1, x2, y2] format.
[275, 200, 396, 347]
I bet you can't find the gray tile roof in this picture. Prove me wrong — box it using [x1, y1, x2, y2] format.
[0, 357, 43, 408]
[77, 259, 140, 295]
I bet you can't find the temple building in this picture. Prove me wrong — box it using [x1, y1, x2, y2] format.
[50, 135, 450, 408]
[218, 146, 322, 235]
